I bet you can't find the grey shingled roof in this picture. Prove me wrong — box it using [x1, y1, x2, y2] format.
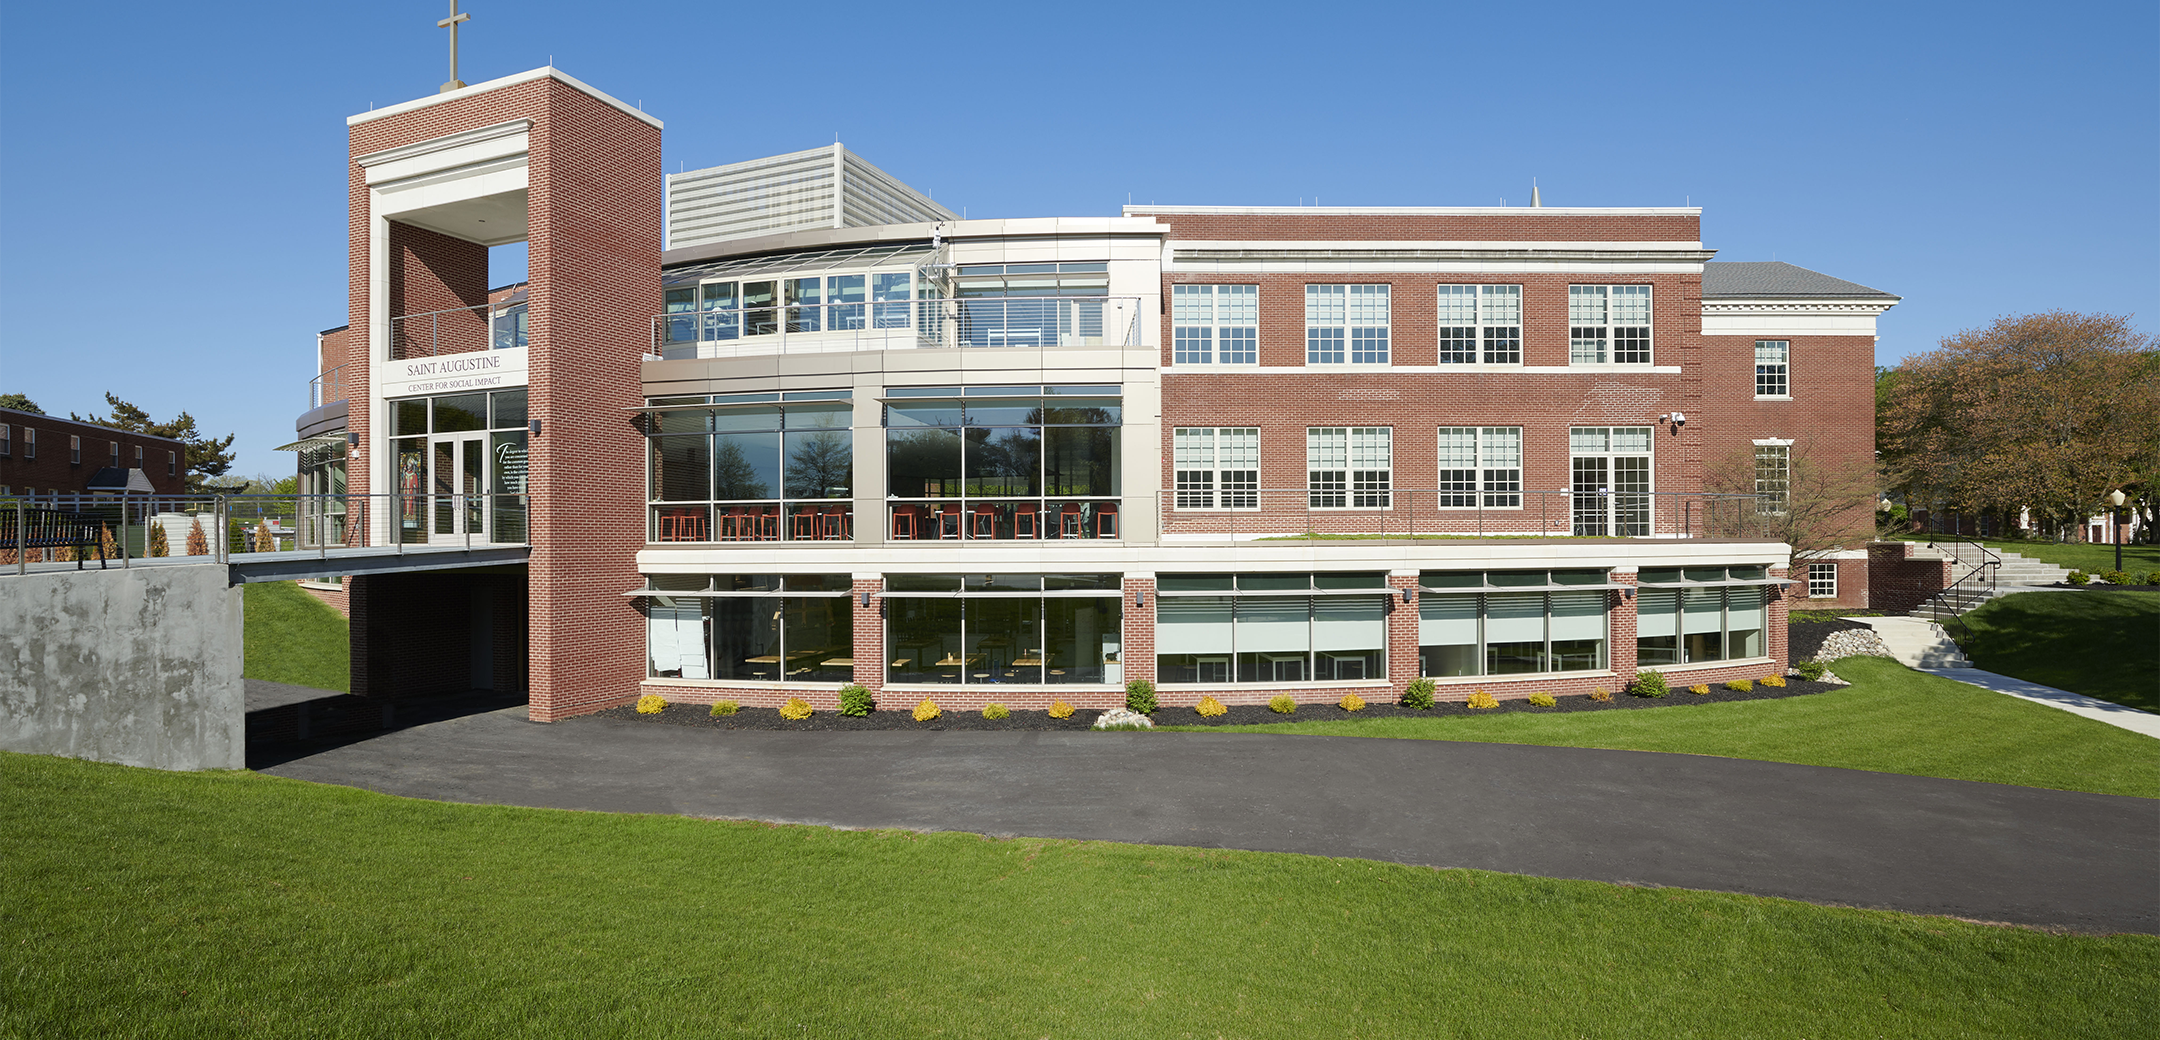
[1701, 261, 1898, 300]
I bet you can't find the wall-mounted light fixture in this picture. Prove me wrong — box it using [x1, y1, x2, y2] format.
[346, 432, 360, 447]
[529, 419, 543, 435]
[1623, 586, 1636, 600]
[1401, 588, 1414, 603]
[1134, 589, 1147, 607]
[861, 591, 873, 608]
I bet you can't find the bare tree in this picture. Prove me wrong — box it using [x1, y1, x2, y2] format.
[1701, 437, 1877, 570]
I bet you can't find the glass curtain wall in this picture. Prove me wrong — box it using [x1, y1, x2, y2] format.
[296, 440, 348, 548]
[1156, 573, 1389, 684]
[1634, 567, 1770, 665]
[886, 386, 1120, 539]
[646, 391, 853, 542]
[388, 389, 527, 544]
[661, 268, 917, 355]
[883, 574, 1123, 686]
[1415, 570, 1611, 677]
[644, 574, 854, 682]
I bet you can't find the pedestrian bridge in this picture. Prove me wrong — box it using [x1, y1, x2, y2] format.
[8, 542, 528, 585]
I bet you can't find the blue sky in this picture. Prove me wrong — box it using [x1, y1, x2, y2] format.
[2, 0, 2154, 477]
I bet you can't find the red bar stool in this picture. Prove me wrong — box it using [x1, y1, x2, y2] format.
[971, 503, 998, 539]
[1014, 503, 1039, 539]
[820, 507, 846, 540]
[936, 504, 963, 539]
[1058, 503, 1083, 538]
[791, 508, 818, 540]
[1094, 503, 1119, 539]
[891, 504, 921, 540]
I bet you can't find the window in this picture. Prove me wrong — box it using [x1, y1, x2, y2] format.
[648, 391, 854, 543]
[1756, 340, 1790, 397]
[1172, 285, 1258, 365]
[167, 451, 177, 477]
[1157, 572, 1388, 683]
[1808, 562, 1838, 599]
[1635, 566, 1771, 664]
[644, 574, 855, 683]
[662, 270, 916, 351]
[1570, 427, 1652, 535]
[70, 436, 81, 465]
[1436, 285, 1522, 364]
[884, 573, 1123, 686]
[0, 424, 9, 456]
[1174, 427, 1259, 510]
[1755, 443, 1790, 514]
[1306, 285, 1389, 364]
[388, 389, 531, 544]
[109, 442, 120, 468]
[1308, 427, 1391, 508]
[1435, 427, 1523, 508]
[886, 386, 1120, 539]
[1569, 285, 1652, 364]
[1416, 570, 1611, 677]
[23, 428, 34, 459]
[134, 445, 144, 468]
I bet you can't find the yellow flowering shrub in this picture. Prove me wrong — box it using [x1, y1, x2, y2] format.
[1527, 691, 1556, 707]
[1760, 675, 1786, 687]
[1047, 700, 1075, 719]
[1195, 696, 1228, 718]
[1725, 679, 1754, 692]
[779, 697, 813, 720]
[1588, 687, 1613, 703]
[913, 699, 942, 722]
[1338, 693, 1367, 712]
[982, 703, 1010, 720]
[708, 701, 740, 717]
[1688, 684, 1711, 695]
[636, 694, 666, 715]
[1465, 689, 1499, 710]
[1268, 694, 1297, 714]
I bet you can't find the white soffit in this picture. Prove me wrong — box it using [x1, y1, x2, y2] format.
[362, 121, 533, 244]
[1701, 298, 1897, 338]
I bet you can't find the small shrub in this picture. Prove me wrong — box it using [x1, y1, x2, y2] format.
[146, 523, 169, 557]
[779, 697, 813, 721]
[1047, 700, 1075, 720]
[101, 526, 119, 559]
[2144, 571, 2160, 587]
[1401, 677, 1436, 710]
[2067, 570, 2090, 586]
[708, 701, 739, 717]
[1687, 683, 1711, 696]
[1465, 689, 1499, 710]
[1195, 695, 1228, 718]
[1338, 692, 1367, 712]
[1527, 691, 1556, 707]
[2100, 569, 2132, 586]
[253, 521, 275, 553]
[1726, 679, 1754, 692]
[1760, 675, 1786, 688]
[185, 517, 208, 556]
[1630, 670, 1670, 698]
[1795, 659, 1828, 681]
[1125, 679, 1158, 715]
[913, 699, 942, 722]
[982, 703, 1010, 720]
[838, 683, 874, 717]
[1588, 687, 1613, 703]
[1268, 694, 1297, 715]
[635, 694, 666, 715]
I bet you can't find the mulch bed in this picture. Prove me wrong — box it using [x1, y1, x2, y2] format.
[1789, 618, 1874, 663]
[596, 676, 1845, 733]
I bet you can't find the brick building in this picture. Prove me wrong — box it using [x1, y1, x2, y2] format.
[1, 408, 188, 501]
[307, 68, 1895, 720]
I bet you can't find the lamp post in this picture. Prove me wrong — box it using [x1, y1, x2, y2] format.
[2107, 489, 2128, 574]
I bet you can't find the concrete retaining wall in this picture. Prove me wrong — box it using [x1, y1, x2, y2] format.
[0, 562, 244, 770]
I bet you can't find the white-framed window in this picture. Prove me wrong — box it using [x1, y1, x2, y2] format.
[70, 435, 80, 465]
[109, 441, 120, 468]
[1172, 285, 1259, 365]
[1436, 285, 1523, 364]
[1174, 427, 1260, 510]
[1755, 442, 1790, 514]
[1306, 285, 1390, 364]
[1568, 285, 1652, 364]
[134, 445, 144, 468]
[1570, 427, 1653, 535]
[168, 450, 178, 477]
[1756, 340, 1790, 397]
[1808, 562, 1838, 599]
[1308, 427, 1391, 508]
[0, 424, 10, 456]
[1436, 427, 1523, 508]
[23, 428, 35, 460]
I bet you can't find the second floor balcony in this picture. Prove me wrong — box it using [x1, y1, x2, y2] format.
[652, 296, 1145, 359]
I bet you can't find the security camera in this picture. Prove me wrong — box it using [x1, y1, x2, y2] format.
[1670, 412, 1687, 426]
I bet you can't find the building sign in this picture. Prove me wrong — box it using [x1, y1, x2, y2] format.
[375, 346, 528, 398]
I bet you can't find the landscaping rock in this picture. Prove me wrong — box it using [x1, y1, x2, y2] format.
[1091, 708, 1154, 730]
[1811, 628, 1896, 662]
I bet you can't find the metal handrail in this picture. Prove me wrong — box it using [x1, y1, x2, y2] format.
[651, 295, 1147, 357]
[1916, 519, 2001, 638]
[1155, 488, 1776, 541]
[389, 302, 529, 360]
[309, 364, 349, 410]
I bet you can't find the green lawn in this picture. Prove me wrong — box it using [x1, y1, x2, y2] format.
[1957, 591, 2160, 713]
[1161, 657, 2160, 798]
[1897, 534, 2160, 576]
[243, 581, 349, 693]
[3, 753, 2153, 1039]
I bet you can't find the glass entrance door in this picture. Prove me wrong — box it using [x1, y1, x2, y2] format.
[430, 435, 488, 542]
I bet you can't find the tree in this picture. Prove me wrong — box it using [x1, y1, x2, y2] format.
[0, 393, 42, 414]
[70, 392, 237, 493]
[1701, 437, 1877, 571]
[1878, 312, 2160, 539]
[185, 516, 208, 556]
[784, 430, 852, 499]
[147, 521, 170, 558]
[712, 439, 770, 500]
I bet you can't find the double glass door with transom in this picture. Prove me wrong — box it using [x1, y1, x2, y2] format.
[430, 435, 488, 542]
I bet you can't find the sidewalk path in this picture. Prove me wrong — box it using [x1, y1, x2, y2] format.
[1851, 616, 2160, 739]
[262, 708, 2160, 934]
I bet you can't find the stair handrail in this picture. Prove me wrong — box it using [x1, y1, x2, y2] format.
[1915, 521, 2000, 645]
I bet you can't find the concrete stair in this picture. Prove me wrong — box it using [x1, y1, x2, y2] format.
[1906, 542, 2074, 619]
[1852, 616, 1973, 670]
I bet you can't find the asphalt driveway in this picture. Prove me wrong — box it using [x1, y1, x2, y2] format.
[262, 706, 2160, 934]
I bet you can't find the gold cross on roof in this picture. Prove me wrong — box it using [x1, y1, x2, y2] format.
[437, 1, 471, 94]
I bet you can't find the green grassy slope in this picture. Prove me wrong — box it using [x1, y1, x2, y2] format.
[1161, 657, 2159, 798]
[1957, 591, 2160, 713]
[242, 581, 349, 693]
[1898, 535, 2160, 576]
[3, 753, 2154, 1039]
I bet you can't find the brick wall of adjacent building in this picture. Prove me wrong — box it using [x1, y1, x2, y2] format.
[0, 409, 189, 498]
[1867, 542, 1950, 615]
